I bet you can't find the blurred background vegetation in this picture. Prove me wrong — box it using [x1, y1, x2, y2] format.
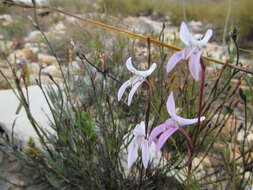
[100, 0, 253, 48]
[1, 0, 253, 48]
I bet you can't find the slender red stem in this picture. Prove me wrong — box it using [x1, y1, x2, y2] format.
[187, 58, 206, 186]
[192, 58, 206, 146]
[138, 39, 152, 190]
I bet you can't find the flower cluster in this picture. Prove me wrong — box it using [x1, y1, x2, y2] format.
[118, 22, 212, 169]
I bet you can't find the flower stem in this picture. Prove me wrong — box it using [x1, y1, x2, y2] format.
[189, 58, 206, 185]
[192, 58, 206, 146]
[178, 128, 193, 187]
[145, 37, 152, 134]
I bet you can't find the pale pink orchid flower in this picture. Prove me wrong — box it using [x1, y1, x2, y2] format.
[148, 92, 205, 152]
[167, 22, 213, 81]
[118, 57, 157, 106]
[128, 121, 150, 169]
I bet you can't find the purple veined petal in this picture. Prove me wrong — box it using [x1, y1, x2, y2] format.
[141, 140, 149, 169]
[127, 140, 138, 169]
[166, 50, 185, 73]
[176, 115, 205, 126]
[118, 79, 131, 101]
[148, 123, 167, 143]
[156, 126, 178, 152]
[133, 121, 145, 137]
[166, 92, 177, 118]
[127, 79, 144, 106]
[188, 50, 202, 81]
[198, 29, 213, 48]
[180, 22, 193, 46]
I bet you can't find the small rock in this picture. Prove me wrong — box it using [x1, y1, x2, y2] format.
[245, 186, 253, 190]
[24, 31, 42, 42]
[0, 85, 55, 149]
[212, 114, 238, 137]
[23, 43, 40, 54]
[191, 157, 206, 179]
[11, 178, 26, 187]
[8, 155, 17, 162]
[8, 49, 37, 64]
[9, 188, 24, 190]
[0, 78, 10, 89]
[42, 65, 61, 78]
[0, 151, 4, 163]
[250, 152, 253, 162]
[28, 63, 40, 76]
[237, 131, 253, 146]
[0, 14, 13, 26]
[223, 143, 243, 164]
[244, 171, 252, 181]
[38, 54, 57, 65]
[0, 40, 14, 53]
[48, 21, 66, 39]
[8, 161, 23, 173]
[246, 134, 253, 146]
[53, 22, 66, 33]
[124, 16, 167, 34]
[201, 156, 212, 168]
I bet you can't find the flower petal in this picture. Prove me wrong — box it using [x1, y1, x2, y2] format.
[127, 80, 144, 106]
[118, 79, 131, 101]
[128, 141, 138, 169]
[141, 140, 149, 169]
[148, 123, 166, 143]
[133, 121, 145, 136]
[176, 115, 205, 126]
[141, 63, 157, 77]
[188, 50, 202, 81]
[166, 92, 177, 118]
[126, 57, 139, 74]
[180, 22, 193, 46]
[198, 29, 213, 48]
[166, 50, 184, 73]
[126, 57, 157, 77]
[150, 141, 161, 160]
[156, 126, 178, 152]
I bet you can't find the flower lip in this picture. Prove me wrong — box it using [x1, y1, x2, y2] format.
[126, 57, 157, 77]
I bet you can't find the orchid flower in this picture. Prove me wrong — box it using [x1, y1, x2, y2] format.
[167, 22, 213, 81]
[148, 92, 205, 152]
[128, 121, 150, 169]
[118, 57, 157, 106]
